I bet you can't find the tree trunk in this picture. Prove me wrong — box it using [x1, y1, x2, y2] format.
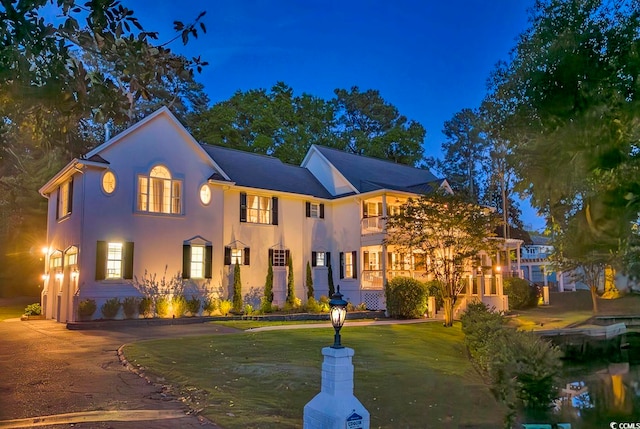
[590, 285, 599, 314]
[443, 297, 454, 327]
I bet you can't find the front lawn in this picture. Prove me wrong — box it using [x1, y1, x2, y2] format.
[125, 322, 504, 428]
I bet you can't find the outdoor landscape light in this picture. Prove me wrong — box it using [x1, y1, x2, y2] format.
[329, 285, 348, 349]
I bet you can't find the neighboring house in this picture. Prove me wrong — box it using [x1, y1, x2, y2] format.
[39, 107, 511, 322]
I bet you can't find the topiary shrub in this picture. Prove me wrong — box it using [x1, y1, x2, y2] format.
[233, 261, 243, 313]
[78, 299, 97, 321]
[101, 298, 121, 319]
[138, 296, 154, 318]
[122, 297, 139, 319]
[504, 277, 537, 310]
[186, 296, 201, 316]
[385, 276, 428, 319]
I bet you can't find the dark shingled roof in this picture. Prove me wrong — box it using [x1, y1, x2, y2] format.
[313, 146, 440, 194]
[201, 144, 333, 199]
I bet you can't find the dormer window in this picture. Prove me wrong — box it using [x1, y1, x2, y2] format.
[137, 165, 182, 214]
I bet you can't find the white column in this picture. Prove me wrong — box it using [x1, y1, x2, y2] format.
[303, 347, 370, 429]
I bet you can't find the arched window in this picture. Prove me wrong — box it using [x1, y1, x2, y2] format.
[137, 165, 182, 214]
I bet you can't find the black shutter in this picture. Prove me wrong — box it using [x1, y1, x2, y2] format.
[240, 192, 247, 222]
[377, 202, 383, 217]
[123, 242, 134, 279]
[67, 178, 74, 215]
[285, 249, 290, 264]
[326, 252, 331, 267]
[319, 203, 324, 219]
[272, 197, 278, 225]
[244, 247, 250, 266]
[95, 241, 106, 280]
[268, 249, 274, 266]
[182, 244, 191, 279]
[311, 251, 317, 267]
[224, 246, 231, 265]
[339, 252, 344, 279]
[362, 202, 368, 218]
[305, 202, 311, 217]
[205, 245, 213, 278]
[363, 251, 369, 269]
[352, 251, 358, 279]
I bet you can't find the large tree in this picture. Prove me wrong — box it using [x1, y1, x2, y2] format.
[0, 1, 208, 296]
[487, 0, 640, 274]
[189, 84, 427, 166]
[385, 192, 501, 327]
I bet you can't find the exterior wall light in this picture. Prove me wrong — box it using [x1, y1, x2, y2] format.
[55, 272, 63, 281]
[71, 269, 79, 280]
[329, 285, 348, 349]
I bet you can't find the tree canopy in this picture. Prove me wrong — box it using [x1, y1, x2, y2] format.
[0, 0, 208, 296]
[480, 0, 640, 279]
[188, 84, 426, 166]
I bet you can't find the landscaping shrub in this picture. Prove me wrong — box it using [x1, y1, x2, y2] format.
[460, 302, 562, 427]
[202, 297, 217, 315]
[186, 296, 201, 316]
[304, 297, 322, 313]
[264, 259, 274, 305]
[385, 277, 428, 319]
[170, 294, 187, 317]
[244, 304, 254, 315]
[100, 298, 121, 319]
[260, 297, 273, 313]
[78, 299, 97, 320]
[155, 296, 169, 317]
[318, 295, 330, 312]
[504, 277, 537, 310]
[122, 297, 139, 319]
[24, 303, 41, 316]
[219, 299, 232, 316]
[460, 301, 506, 371]
[138, 296, 154, 318]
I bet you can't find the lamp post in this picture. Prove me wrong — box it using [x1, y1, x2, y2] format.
[329, 286, 347, 349]
[303, 285, 370, 429]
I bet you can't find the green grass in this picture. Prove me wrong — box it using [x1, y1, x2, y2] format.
[0, 297, 38, 321]
[125, 322, 505, 428]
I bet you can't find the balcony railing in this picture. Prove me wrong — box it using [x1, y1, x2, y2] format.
[361, 269, 432, 289]
[361, 216, 385, 234]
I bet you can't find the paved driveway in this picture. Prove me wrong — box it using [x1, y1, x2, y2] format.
[0, 318, 238, 428]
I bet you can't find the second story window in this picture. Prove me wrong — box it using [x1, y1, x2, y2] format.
[306, 202, 325, 219]
[138, 165, 182, 214]
[56, 178, 73, 220]
[240, 193, 278, 225]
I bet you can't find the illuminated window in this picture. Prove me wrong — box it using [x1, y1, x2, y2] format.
[56, 179, 73, 219]
[312, 251, 330, 267]
[199, 184, 211, 205]
[137, 165, 182, 214]
[182, 243, 212, 279]
[224, 247, 250, 266]
[106, 243, 123, 278]
[102, 171, 116, 194]
[340, 251, 358, 279]
[240, 193, 277, 225]
[190, 245, 205, 278]
[96, 241, 134, 280]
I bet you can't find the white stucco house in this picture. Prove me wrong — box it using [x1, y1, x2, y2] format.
[39, 107, 512, 322]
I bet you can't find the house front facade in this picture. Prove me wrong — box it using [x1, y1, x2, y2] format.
[39, 107, 510, 322]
